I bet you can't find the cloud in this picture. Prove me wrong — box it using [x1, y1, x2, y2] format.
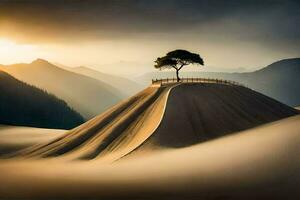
[0, 0, 299, 46]
[0, 0, 299, 70]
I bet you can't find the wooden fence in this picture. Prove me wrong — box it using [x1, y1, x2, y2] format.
[151, 77, 245, 87]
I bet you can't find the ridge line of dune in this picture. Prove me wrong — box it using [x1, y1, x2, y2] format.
[75, 87, 165, 160]
[81, 84, 180, 162]
[8, 86, 167, 161]
[7, 90, 148, 159]
[108, 83, 181, 162]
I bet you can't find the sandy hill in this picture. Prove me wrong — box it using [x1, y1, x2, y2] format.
[67, 66, 143, 96]
[137, 58, 300, 107]
[0, 125, 65, 156]
[1, 82, 300, 199]
[0, 70, 84, 129]
[11, 83, 298, 162]
[0, 59, 123, 119]
[1, 115, 300, 199]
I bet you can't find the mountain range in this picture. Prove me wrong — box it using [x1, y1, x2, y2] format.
[1, 57, 299, 122]
[137, 58, 300, 106]
[0, 59, 123, 119]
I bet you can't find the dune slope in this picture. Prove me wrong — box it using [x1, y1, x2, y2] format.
[0, 115, 300, 199]
[0, 125, 65, 156]
[12, 84, 177, 162]
[140, 83, 298, 149]
[9, 83, 298, 162]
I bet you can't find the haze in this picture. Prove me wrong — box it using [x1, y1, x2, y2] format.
[0, 0, 299, 75]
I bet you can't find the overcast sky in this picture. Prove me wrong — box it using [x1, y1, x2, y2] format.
[0, 0, 299, 75]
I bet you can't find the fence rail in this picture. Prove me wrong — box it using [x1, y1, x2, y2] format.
[152, 77, 246, 87]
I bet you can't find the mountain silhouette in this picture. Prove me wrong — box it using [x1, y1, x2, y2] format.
[0, 59, 123, 119]
[0, 70, 84, 129]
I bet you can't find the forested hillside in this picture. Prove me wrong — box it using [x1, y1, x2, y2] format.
[0, 70, 84, 129]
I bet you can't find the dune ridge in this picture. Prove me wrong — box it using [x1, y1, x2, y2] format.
[137, 83, 298, 151]
[11, 84, 178, 162]
[1, 82, 299, 199]
[6, 83, 298, 163]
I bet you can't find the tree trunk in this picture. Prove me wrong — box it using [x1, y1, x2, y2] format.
[176, 69, 180, 82]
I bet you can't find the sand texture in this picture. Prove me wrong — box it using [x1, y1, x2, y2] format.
[0, 83, 299, 199]
[0, 125, 65, 156]
[0, 115, 299, 199]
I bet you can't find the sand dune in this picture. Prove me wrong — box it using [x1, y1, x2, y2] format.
[0, 83, 299, 199]
[0, 115, 300, 199]
[11, 84, 178, 161]
[139, 83, 298, 149]
[7, 83, 298, 163]
[0, 125, 65, 156]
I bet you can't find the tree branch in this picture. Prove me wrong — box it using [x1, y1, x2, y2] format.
[178, 64, 187, 71]
[172, 65, 178, 70]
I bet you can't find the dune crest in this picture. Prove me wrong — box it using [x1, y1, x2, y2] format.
[8, 83, 298, 163]
[12, 84, 178, 162]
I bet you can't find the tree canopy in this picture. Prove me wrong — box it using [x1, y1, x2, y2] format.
[154, 49, 204, 81]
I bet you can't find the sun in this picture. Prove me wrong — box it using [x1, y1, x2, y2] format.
[0, 38, 38, 64]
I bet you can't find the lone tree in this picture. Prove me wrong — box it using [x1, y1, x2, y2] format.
[154, 49, 204, 82]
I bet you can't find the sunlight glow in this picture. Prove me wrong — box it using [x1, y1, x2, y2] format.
[0, 38, 39, 64]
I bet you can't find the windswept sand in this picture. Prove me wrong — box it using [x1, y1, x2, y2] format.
[9, 84, 178, 162]
[6, 83, 298, 163]
[0, 125, 65, 156]
[0, 115, 300, 199]
[0, 83, 299, 199]
[139, 83, 298, 149]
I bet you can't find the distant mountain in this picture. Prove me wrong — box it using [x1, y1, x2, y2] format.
[0, 70, 84, 129]
[137, 58, 300, 106]
[1, 59, 123, 119]
[67, 66, 143, 96]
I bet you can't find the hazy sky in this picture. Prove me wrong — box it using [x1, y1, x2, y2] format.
[0, 0, 299, 75]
